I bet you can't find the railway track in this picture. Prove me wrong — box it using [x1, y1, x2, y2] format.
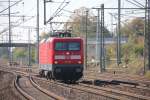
[33, 77, 116, 100]
[84, 71, 150, 91]
[58, 81, 150, 100]
[32, 76, 150, 100]
[10, 66, 150, 89]
[15, 75, 65, 100]
[2, 65, 150, 86]
[1, 65, 150, 100]
[78, 83, 150, 100]
[0, 70, 26, 100]
[82, 76, 150, 97]
[0, 66, 66, 100]
[84, 71, 150, 87]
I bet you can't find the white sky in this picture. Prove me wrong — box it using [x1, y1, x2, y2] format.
[0, 0, 146, 43]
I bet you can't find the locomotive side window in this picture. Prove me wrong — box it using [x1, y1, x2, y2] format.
[68, 42, 80, 50]
[55, 42, 80, 51]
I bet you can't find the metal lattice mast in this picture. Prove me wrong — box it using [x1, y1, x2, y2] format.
[8, 0, 12, 64]
[148, 0, 150, 70]
[100, 5, 103, 72]
[101, 4, 105, 72]
[44, 0, 46, 25]
[36, 0, 39, 64]
[85, 10, 88, 69]
[96, 8, 100, 68]
[117, 0, 121, 65]
[144, 0, 147, 73]
[144, 0, 149, 73]
[28, 29, 31, 66]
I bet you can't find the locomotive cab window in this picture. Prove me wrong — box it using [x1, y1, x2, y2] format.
[68, 42, 80, 50]
[55, 42, 67, 50]
[55, 42, 80, 51]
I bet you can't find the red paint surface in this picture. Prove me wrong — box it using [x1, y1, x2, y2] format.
[39, 37, 84, 65]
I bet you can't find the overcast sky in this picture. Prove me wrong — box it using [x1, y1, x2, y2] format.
[0, 0, 146, 42]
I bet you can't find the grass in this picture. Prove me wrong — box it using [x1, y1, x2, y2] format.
[87, 57, 145, 75]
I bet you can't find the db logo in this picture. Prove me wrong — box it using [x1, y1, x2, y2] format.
[65, 55, 70, 59]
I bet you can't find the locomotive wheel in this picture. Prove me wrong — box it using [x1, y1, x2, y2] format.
[39, 70, 44, 77]
[47, 71, 52, 80]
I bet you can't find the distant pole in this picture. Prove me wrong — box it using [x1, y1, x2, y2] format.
[100, 5, 103, 72]
[44, 0, 46, 25]
[148, 0, 150, 70]
[85, 10, 88, 69]
[36, 0, 39, 64]
[28, 29, 31, 66]
[96, 8, 100, 69]
[100, 4, 105, 72]
[65, 22, 68, 31]
[8, 0, 11, 64]
[117, 0, 121, 66]
[110, 14, 114, 37]
[144, 0, 148, 73]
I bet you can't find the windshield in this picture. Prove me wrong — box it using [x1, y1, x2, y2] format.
[55, 42, 80, 51]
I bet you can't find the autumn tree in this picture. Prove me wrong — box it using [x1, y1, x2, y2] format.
[65, 7, 110, 37]
[40, 31, 51, 40]
[121, 17, 144, 66]
[121, 17, 144, 37]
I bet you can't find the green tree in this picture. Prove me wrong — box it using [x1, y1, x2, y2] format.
[0, 47, 8, 59]
[13, 47, 36, 64]
[13, 47, 27, 58]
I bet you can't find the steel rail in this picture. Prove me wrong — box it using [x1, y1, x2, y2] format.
[14, 75, 36, 100]
[0, 69, 35, 100]
[53, 82, 129, 100]
[0, 67, 65, 100]
[33, 78, 129, 100]
[79, 83, 150, 100]
[30, 77, 66, 100]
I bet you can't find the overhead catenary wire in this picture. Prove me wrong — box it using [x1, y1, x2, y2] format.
[126, 0, 144, 8]
[62, 9, 75, 14]
[0, 16, 35, 34]
[47, 0, 66, 21]
[109, 12, 145, 19]
[0, 1, 18, 2]
[48, 3, 68, 20]
[0, 0, 23, 14]
[52, 0, 66, 16]
[46, 0, 70, 23]
[132, 0, 144, 7]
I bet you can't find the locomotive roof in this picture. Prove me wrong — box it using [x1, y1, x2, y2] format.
[40, 37, 82, 43]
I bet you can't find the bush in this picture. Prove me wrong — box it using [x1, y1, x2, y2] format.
[145, 71, 150, 79]
[134, 45, 144, 56]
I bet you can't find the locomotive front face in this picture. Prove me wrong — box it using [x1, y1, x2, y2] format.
[52, 39, 84, 81]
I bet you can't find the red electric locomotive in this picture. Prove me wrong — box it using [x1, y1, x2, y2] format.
[39, 32, 84, 81]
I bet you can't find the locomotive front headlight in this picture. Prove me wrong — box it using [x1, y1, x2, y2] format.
[76, 68, 81, 72]
[54, 61, 58, 64]
[78, 61, 81, 64]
